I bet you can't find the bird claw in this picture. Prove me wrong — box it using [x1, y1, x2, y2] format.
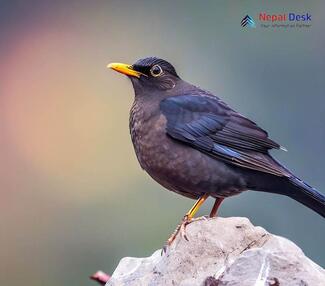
[162, 215, 193, 255]
[180, 217, 191, 241]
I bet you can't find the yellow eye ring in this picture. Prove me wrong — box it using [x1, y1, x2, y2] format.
[150, 64, 163, 77]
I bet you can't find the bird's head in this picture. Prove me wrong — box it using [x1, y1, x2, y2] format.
[108, 57, 180, 95]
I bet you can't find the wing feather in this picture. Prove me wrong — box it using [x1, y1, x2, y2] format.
[160, 94, 289, 177]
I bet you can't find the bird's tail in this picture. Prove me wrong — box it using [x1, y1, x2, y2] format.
[250, 172, 325, 218]
[286, 176, 325, 218]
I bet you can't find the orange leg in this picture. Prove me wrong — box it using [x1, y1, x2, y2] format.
[163, 194, 209, 252]
[209, 197, 224, 217]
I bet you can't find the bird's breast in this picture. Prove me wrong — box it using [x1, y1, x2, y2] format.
[129, 100, 246, 198]
[130, 101, 174, 170]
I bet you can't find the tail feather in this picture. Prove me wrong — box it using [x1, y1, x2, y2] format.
[288, 176, 325, 218]
[248, 171, 325, 218]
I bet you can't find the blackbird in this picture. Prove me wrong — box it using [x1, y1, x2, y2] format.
[108, 57, 324, 245]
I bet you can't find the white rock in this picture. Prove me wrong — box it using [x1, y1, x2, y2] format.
[106, 217, 324, 286]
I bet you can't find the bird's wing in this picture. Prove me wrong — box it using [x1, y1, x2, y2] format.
[160, 94, 289, 177]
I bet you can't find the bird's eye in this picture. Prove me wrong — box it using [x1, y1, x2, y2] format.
[150, 65, 163, 77]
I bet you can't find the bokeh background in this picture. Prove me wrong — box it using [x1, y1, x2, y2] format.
[1, 1, 325, 285]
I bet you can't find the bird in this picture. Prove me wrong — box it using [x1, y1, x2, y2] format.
[107, 57, 325, 247]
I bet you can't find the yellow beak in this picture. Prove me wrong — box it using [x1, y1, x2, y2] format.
[107, 62, 143, 78]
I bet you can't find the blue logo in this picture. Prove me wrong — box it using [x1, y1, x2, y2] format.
[241, 15, 256, 28]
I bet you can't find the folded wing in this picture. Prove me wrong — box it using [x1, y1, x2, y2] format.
[160, 94, 290, 177]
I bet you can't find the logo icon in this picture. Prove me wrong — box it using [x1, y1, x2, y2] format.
[241, 15, 256, 28]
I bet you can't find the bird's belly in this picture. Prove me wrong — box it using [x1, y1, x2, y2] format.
[131, 115, 246, 199]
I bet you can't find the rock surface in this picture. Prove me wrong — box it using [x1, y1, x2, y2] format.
[106, 217, 324, 286]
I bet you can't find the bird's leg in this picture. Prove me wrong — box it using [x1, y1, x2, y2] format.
[163, 194, 209, 252]
[209, 197, 224, 217]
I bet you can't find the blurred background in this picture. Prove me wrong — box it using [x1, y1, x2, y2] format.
[1, 1, 324, 285]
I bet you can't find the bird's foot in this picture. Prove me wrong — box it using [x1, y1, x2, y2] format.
[162, 215, 208, 254]
[162, 215, 191, 254]
[162, 194, 210, 255]
[179, 215, 211, 240]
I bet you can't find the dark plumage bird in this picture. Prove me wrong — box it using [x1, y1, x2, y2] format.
[108, 57, 325, 245]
